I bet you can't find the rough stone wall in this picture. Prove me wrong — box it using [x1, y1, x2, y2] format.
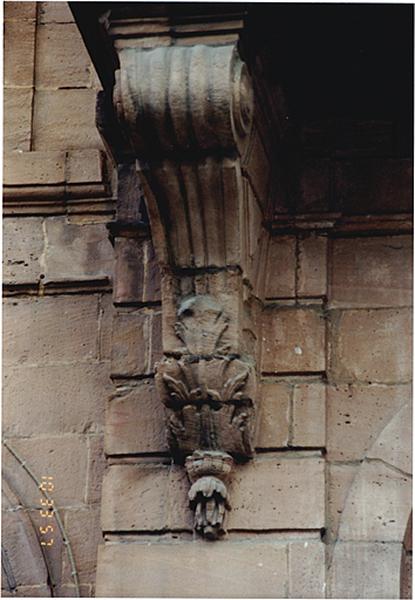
[3, 2, 114, 596]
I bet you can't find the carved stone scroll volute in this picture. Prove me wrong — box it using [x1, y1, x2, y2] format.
[156, 296, 256, 539]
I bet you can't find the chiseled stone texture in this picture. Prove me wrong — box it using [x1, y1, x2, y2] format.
[4, 87, 33, 151]
[101, 464, 191, 532]
[2, 436, 89, 508]
[327, 463, 358, 543]
[255, 381, 290, 448]
[38, 1, 74, 23]
[5, 1, 37, 20]
[326, 383, 410, 461]
[329, 308, 411, 383]
[265, 236, 296, 298]
[4, 18, 36, 87]
[262, 307, 326, 373]
[329, 542, 402, 599]
[228, 456, 325, 530]
[292, 382, 326, 447]
[3, 295, 101, 366]
[32, 89, 102, 151]
[96, 540, 288, 598]
[338, 460, 411, 542]
[36, 23, 91, 88]
[297, 234, 327, 297]
[61, 507, 102, 585]
[96, 539, 326, 598]
[3, 218, 44, 284]
[288, 541, 326, 599]
[330, 235, 412, 308]
[43, 218, 113, 284]
[111, 310, 162, 377]
[2, 488, 50, 591]
[105, 380, 168, 455]
[3, 363, 109, 436]
[366, 402, 412, 475]
[101, 456, 324, 532]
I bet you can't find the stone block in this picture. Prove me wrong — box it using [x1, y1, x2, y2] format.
[330, 236, 412, 308]
[3, 295, 99, 366]
[62, 507, 101, 584]
[292, 382, 326, 447]
[22, 507, 64, 590]
[242, 126, 270, 210]
[85, 435, 105, 504]
[401, 550, 412, 599]
[100, 464, 191, 532]
[297, 234, 327, 297]
[53, 584, 92, 598]
[3, 436, 89, 507]
[339, 460, 411, 542]
[366, 402, 411, 474]
[1, 506, 50, 587]
[66, 150, 105, 185]
[43, 218, 113, 284]
[105, 380, 167, 455]
[326, 383, 410, 461]
[327, 463, 358, 543]
[329, 542, 402, 598]
[2, 585, 52, 597]
[298, 158, 330, 213]
[32, 89, 102, 151]
[4, 88, 33, 151]
[3, 362, 110, 436]
[5, 1, 37, 20]
[96, 540, 288, 598]
[228, 456, 325, 530]
[3, 217, 44, 285]
[335, 158, 412, 214]
[4, 19, 36, 87]
[262, 308, 326, 374]
[97, 293, 114, 361]
[265, 236, 296, 298]
[36, 23, 91, 88]
[101, 456, 324, 533]
[143, 240, 161, 303]
[288, 541, 326, 599]
[329, 308, 412, 383]
[4, 151, 65, 186]
[113, 237, 145, 304]
[150, 310, 163, 368]
[245, 183, 265, 291]
[38, 2, 75, 23]
[254, 381, 290, 448]
[111, 311, 150, 377]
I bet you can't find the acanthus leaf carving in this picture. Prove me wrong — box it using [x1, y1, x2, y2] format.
[155, 295, 257, 540]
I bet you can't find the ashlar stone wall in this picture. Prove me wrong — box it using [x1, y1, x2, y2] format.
[3, 2, 412, 599]
[3, 2, 114, 596]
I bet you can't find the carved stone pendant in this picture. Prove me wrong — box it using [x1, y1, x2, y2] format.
[155, 295, 257, 539]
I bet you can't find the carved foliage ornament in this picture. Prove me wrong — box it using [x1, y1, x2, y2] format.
[156, 296, 256, 540]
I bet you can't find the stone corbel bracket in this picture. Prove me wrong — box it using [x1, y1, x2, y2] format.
[110, 35, 261, 540]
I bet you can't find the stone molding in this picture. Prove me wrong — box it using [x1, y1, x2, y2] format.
[3, 149, 114, 216]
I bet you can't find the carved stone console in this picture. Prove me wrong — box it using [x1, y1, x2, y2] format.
[72, 5, 271, 540]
